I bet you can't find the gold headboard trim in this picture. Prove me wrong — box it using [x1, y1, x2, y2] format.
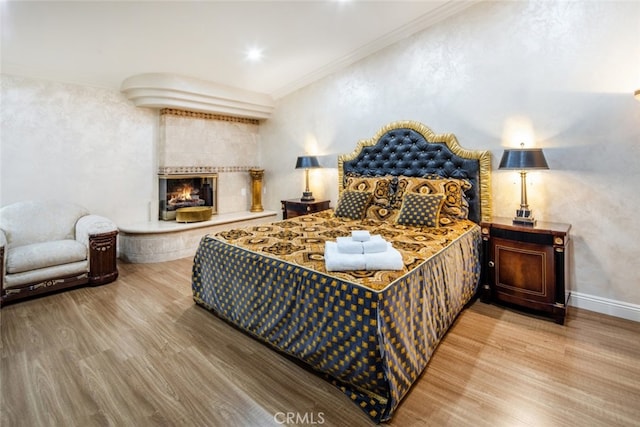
[337, 120, 492, 221]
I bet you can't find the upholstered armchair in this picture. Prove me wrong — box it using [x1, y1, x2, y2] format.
[0, 200, 119, 305]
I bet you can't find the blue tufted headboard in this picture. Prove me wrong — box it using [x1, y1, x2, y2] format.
[338, 121, 492, 223]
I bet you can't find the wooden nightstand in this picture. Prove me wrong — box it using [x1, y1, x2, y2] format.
[281, 198, 330, 219]
[480, 217, 571, 324]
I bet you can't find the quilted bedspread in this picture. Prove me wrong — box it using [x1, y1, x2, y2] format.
[192, 210, 481, 422]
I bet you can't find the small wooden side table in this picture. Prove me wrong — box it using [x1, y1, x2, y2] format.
[480, 217, 571, 324]
[281, 198, 330, 219]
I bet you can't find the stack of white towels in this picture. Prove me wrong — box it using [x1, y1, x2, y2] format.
[324, 230, 404, 272]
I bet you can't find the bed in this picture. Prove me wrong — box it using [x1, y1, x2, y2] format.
[192, 121, 492, 423]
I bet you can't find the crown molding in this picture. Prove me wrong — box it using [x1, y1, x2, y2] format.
[121, 73, 275, 120]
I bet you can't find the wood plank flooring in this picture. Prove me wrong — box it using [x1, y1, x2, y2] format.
[2, 258, 639, 427]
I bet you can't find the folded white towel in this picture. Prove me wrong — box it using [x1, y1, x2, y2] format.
[325, 241, 366, 271]
[364, 243, 404, 271]
[362, 235, 388, 253]
[351, 230, 371, 242]
[336, 236, 364, 254]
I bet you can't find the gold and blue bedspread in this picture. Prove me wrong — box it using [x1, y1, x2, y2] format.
[192, 210, 481, 423]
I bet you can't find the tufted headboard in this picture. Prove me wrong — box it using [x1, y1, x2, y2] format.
[338, 121, 492, 223]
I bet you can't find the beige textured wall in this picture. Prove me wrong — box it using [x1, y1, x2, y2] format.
[0, 75, 157, 225]
[0, 76, 262, 223]
[260, 1, 640, 315]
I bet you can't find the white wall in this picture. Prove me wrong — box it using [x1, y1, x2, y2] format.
[260, 1, 640, 316]
[0, 75, 157, 225]
[0, 77, 262, 223]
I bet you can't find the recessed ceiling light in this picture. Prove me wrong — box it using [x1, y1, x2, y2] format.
[246, 47, 263, 62]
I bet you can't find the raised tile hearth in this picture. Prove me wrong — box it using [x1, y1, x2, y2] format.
[119, 210, 277, 263]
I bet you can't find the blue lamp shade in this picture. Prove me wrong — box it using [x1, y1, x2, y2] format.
[499, 148, 549, 170]
[295, 156, 321, 169]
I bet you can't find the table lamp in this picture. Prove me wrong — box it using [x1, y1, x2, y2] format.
[499, 143, 549, 225]
[295, 155, 321, 201]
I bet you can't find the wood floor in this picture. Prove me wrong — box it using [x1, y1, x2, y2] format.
[1, 258, 639, 427]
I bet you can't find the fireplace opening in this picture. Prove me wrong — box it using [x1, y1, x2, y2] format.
[159, 174, 218, 220]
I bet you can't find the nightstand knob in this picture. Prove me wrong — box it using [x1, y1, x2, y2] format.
[488, 261, 495, 268]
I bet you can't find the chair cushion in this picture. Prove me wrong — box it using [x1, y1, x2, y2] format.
[6, 240, 87, 274]
[3, 261, 88, 289]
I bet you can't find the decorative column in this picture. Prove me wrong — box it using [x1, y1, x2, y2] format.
[249, 168, 264, 212]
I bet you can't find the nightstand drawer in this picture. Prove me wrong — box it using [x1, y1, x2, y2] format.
[491, 227, 554, 246]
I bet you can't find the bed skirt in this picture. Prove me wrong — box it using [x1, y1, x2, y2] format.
[192, 224, 481, 422]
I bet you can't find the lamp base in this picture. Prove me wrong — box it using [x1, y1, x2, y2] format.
[513, 216, 536, 226]
[301, 191, 315, 202]
[513, 208, 536, 226]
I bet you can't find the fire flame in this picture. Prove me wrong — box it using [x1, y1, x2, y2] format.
[178, 185, 192, 201]
[169, 184, 193, 204]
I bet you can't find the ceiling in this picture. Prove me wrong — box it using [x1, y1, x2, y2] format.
[1, 1, 475, 99]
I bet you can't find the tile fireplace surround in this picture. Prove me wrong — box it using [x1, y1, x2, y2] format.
[118, 107, 277, 263]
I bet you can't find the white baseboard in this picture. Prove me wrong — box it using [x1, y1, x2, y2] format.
[569, 291, 640, 322]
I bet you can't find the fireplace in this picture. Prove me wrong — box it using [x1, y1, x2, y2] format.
[159, 173, 218, 220]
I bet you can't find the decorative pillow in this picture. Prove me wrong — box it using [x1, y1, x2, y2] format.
[394, 176, 471, 225]
[344, 175, 393, 220]
[393, 177, 434, 204]
[334, 190, 373, 220]
[344, 176, 392, 207]
[396, 193, 445, 227]
[424, 174, 472, 223]
[363, 204, 400, 222]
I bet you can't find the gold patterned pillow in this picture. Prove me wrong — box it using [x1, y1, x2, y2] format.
[394, 176, 471, 225]
[396, 193, 445, 227]
[344, 176, 391, 206]
[334, 190, 373, 220]
[363, 204, 400, 222]
[344, 176, 393, 220]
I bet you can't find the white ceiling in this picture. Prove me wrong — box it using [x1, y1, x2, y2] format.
[1, 1, 475, 99]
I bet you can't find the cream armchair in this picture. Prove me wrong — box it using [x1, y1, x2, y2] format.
[0, 200, 118, 305]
